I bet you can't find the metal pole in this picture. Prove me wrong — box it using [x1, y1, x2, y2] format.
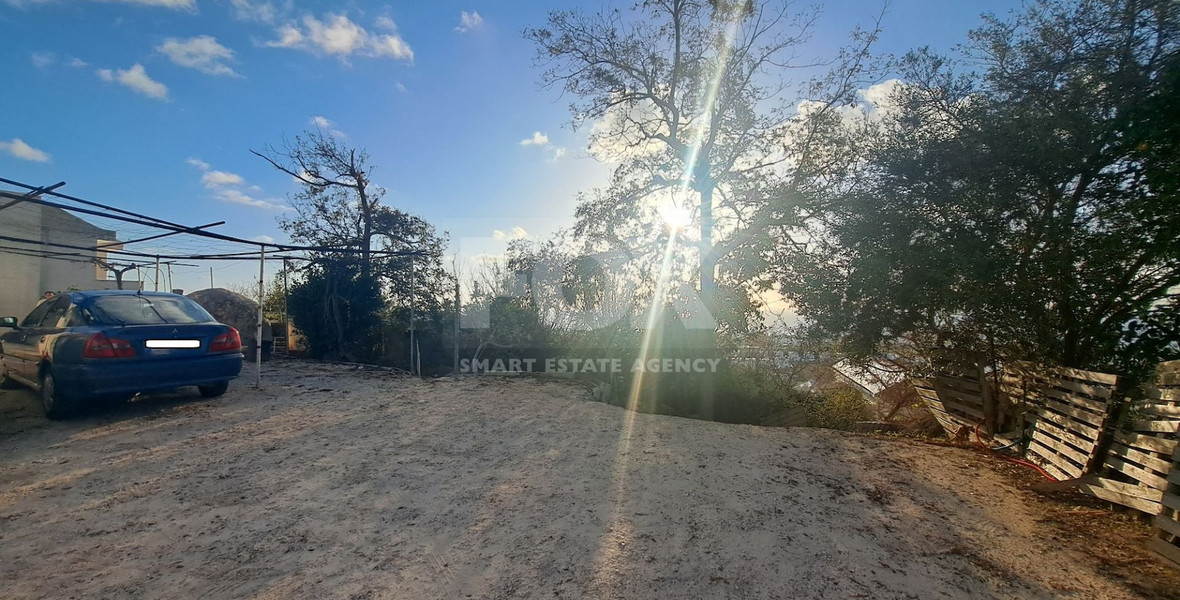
[209, 267, 214, 289]
[454, 275, 460, 379]
[282, 258, 290, 355]
[166, 264, 173, 292]
[154, 256, 160, 291]
[409, 254, 415, 375]
[256, 246, 265, 388]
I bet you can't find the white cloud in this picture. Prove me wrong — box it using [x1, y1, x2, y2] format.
[229, 0, 278, 23]
[31, 52, 88, 70]
[268, 24, 304, 48]
[520, 131, 567, 162]
[0, 138, 51, 162]
[252, 234, 276, 243]
[202, 170, 244, 188]
[308, 115, 346, 137]
[97, 64, 169, 100]
[107, 0, 194, 8]
[375, 15, 397, 31]
[186, 157, 211, 170]
[267, 13, 413, 62]
[31, 51, 54, 68]
[455, 10, 483, 33]
[187, 158, 288, 211]
[215, 188, 290, 211]
[158, 36, 241, 77]
[492, 226, 528, 241]
[4, 0, 194, 8]
[520, 131, 549, 146]
[395, 81, 406, 92]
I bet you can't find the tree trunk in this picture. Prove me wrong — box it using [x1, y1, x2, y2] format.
[698, 184, 717, 420]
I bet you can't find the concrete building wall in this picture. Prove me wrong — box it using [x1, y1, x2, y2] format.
[0, 202, 46, 320]
[0, 194, 132, 319]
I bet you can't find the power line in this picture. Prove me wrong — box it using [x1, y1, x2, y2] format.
[0, 179, 427, 257]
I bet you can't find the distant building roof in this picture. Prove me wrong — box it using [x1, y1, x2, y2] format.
[832, 358, 908, 396]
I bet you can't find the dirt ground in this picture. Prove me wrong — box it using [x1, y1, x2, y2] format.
[1, 360, 1177, 600]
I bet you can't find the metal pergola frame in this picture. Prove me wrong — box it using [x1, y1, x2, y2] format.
[0, 176, 425, 387]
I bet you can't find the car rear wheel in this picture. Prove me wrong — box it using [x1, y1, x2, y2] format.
[198, 380, 229, 398]
[41, 371, 76, 420]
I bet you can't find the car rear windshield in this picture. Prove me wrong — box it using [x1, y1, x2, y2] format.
[85, 296, 216, 326]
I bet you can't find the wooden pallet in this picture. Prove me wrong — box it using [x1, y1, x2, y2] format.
[1017, 366, 1118, 481]
[913, 375, 983, 437]
[1150, 422, 1180, 567]
[1087, 360, 1180, 515]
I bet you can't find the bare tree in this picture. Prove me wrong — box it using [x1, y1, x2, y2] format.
[252, 129, 382, 277]
[526, 0, 882, 330]
[94, 259, 139, 290]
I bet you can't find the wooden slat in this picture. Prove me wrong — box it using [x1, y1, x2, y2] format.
[1148, 538, 1180, 568]
[1136, 403, 1180, 418]
[1132, 420, 1180, 434]
[935, 375, 981, 392]
[1159, 359, 1180, 374]
[1031, 431, 1090, 469]
[1050, 366, 1119, 386]
[935, 384, 984, 405]
[1092, 477, 1165, 502]
[1158, 514, 1180, 539]
[1112, 431, 1177, 456]
[1039, 460, 1073, 482]
[1030, 438, 1085, 478]
[1105, 443, 1175, 476]
[1034, 416, 1101, 454]
[1036, 407, 1103, 440]
[1160, 372, 1180, 386]
[1165, 493, 1180, 512]
[1145, 387, 1180, 402]
[914, 387, 939, 401]
[1081, 483, 1162, 515]
[1104, 456, 1169, 490]
[1041, 376, 1115, 399]
[1035, 385, 1109, 412]
[1039, 397, 1108, 427]
[941, 398, 985, 420]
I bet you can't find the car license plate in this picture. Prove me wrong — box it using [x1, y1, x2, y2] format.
[145, 340, 201, 349]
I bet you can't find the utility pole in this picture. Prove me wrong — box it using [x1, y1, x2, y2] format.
[282, 257, 290, 354]
[453, 275, 460, 379]
[154, 256, 160, 291]
[209, 267, 214, 289]
[409, 253, 416, 375]
[256, 246, 265, 388]
[166, 264, 173, 292]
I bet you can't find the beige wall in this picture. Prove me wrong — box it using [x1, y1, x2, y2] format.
[0, 202, 45, 319]
[0, 195, 131, 319]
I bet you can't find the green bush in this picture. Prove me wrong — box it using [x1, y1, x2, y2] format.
[803, 385, 872, 430]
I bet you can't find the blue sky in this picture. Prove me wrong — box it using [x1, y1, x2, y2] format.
[1, 0, 1022, 292]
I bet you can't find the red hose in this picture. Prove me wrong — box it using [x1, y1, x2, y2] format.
[974, 420, 1058, 481]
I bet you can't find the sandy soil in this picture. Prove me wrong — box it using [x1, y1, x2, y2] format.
[0, 360, 1177, 600]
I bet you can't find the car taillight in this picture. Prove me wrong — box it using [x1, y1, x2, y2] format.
[83, 333, 135, 359]
[209, 328, 241, 353]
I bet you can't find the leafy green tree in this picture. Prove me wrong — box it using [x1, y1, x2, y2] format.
[778, 0, 1180, 380]
[255, 131, 453, 363]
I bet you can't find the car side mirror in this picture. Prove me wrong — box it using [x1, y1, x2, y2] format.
[0, 316, 17, 328]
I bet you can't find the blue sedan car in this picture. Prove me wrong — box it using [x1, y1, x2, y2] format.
[0, 291, 243, 419]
